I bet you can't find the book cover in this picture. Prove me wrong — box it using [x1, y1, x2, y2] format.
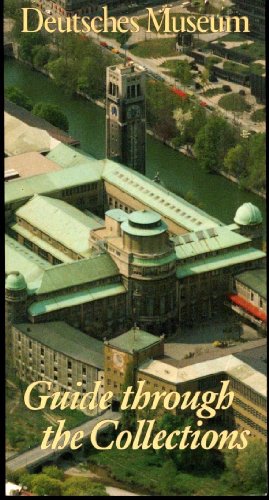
[5, 0, 266, 496]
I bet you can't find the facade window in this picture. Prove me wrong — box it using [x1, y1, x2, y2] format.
[68, 360, 72, 369]
[41, 347, 44, 356]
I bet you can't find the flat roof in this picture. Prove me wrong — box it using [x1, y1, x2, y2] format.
[5, 234, 52, 293]
[5, 99, 79, 146]
[174, 226, 251, 260]
[176, 247, 266, 279]
[106, 327, 162, 354]
[101, 159, 222, 231]
[28, 283, 126, 316]
[5, 162, 103, 205]
[35, 254, 119, 295]
[235, 268, 266, 299]
[16, 195, 103, 258]
[4, 112, 60, 157]
[15, 321, 104, 369]
[138, 352, 266, 398]
[4, 152, 62, 179]
[46, 143, 97, 168]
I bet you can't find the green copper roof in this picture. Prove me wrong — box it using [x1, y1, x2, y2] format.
[15, 321, 104, 369]
[46, 143, 97, 168]
[5, 162, 103, 205]
[106, 209, 129, 223]
[176, 247, 266, 279]
[35, 254, 120, 295]
[5, 271, 27, 291]
[129, 210, 161, 226]
[16, 195, 102, 258]
[5, 234, 52, 292]
[28, 283, 126, 316]
[106, 327, 162, 354]
[101, 159, 222, 231]
[235, 269, 266, 299]
[175, 226, 251, 260]
[234, 203, 262, 226]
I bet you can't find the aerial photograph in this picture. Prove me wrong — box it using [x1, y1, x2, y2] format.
[4, 0, 266, 496]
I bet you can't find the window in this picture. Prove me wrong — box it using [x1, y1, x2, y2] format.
[68, 360, 72, 369]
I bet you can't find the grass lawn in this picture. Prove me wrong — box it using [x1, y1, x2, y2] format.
[129, 38, 178, 58]
[230, 40, 265, 61]
[250, 108, 266, 122]
[6, 378, 90, 453]
[218, 93, 251, 112]
[203, 87, 224, 97]
[250, 63, 265, 76]
[88, 448, 248, 496]
[223, 60, 249, 75]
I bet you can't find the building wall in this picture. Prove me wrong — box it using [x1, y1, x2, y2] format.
[137, 369, 267, 442]
[235, 279, 266, 312]
[104, 340, 164, 400]
[104, 182, 188, 236]
[11, 325, 105, 415]
[28, 291, 127, 340]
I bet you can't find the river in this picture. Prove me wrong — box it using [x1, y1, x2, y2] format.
[4, 58, 266, 237]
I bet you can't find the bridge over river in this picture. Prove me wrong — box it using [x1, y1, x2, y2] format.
[6, 410, 120, 472]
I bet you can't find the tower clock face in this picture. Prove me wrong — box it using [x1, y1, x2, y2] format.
[127, 105, 141, 119]
[110, 104, 118, 117]
[113, 352, 124, 368]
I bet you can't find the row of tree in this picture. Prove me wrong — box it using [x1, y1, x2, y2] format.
[146, 79, 265, 193]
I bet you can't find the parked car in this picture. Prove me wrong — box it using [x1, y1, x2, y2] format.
[100, 41, 108, 48]
[112, 48, 120, 54]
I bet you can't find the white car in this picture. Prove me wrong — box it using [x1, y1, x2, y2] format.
[45, 9, 52, 15]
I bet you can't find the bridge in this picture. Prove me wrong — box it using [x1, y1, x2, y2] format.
[6, 410, 120, 472]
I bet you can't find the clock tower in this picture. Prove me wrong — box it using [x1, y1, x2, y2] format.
[106, 62, 146, 175]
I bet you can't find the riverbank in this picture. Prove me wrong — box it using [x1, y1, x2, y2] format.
[6, 48, 265, 200]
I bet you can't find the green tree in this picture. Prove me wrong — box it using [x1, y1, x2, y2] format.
[46, 56, 80, 96]
[174, 60, 193, 88]
[181, 104, 207, 145]
[31, 474, 62, 496]
[235, 439, 267, 493]
[224, 132, 266, 191]
[62, 476, 108, 496]
[200, 68, 209, 89]
[5, 86, 33, 111]
[18, 32, 45, 62]
[32, 102, 69, 131]
[32, 45, 51, 68]
[194, 114, 238, 172]
[42, 465, 64, 481]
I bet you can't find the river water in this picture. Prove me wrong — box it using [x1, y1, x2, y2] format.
[4, 58, 266, 236]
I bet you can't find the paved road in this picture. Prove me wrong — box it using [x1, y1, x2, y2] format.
[6, 410, 120, 471]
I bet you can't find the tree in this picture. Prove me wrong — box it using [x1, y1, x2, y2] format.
[194, 114, 238, 172]
[42, 465, 64, 481]
[200, 68, 209, 89]
[46, 56, 80, 96]
[235, 439, 267, 493]
[181, 104, 207, 145]
[62, 476, 108, 496]
[174, 60, 193, 89]
[30, 474, 62, 496]
[5, 86, 33, 111]
[18, 32, 45, 62]
[224, 132, 266, 192]
[32, 102, 69, 131]
[32, 46, 51, 68]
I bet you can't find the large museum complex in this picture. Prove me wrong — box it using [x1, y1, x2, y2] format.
[5, 62, 266, 442]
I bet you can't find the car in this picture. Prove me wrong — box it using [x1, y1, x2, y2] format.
[100, 41, 108, 48]
[45, 9, 52, 15]
[111, 48, 120, 54]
